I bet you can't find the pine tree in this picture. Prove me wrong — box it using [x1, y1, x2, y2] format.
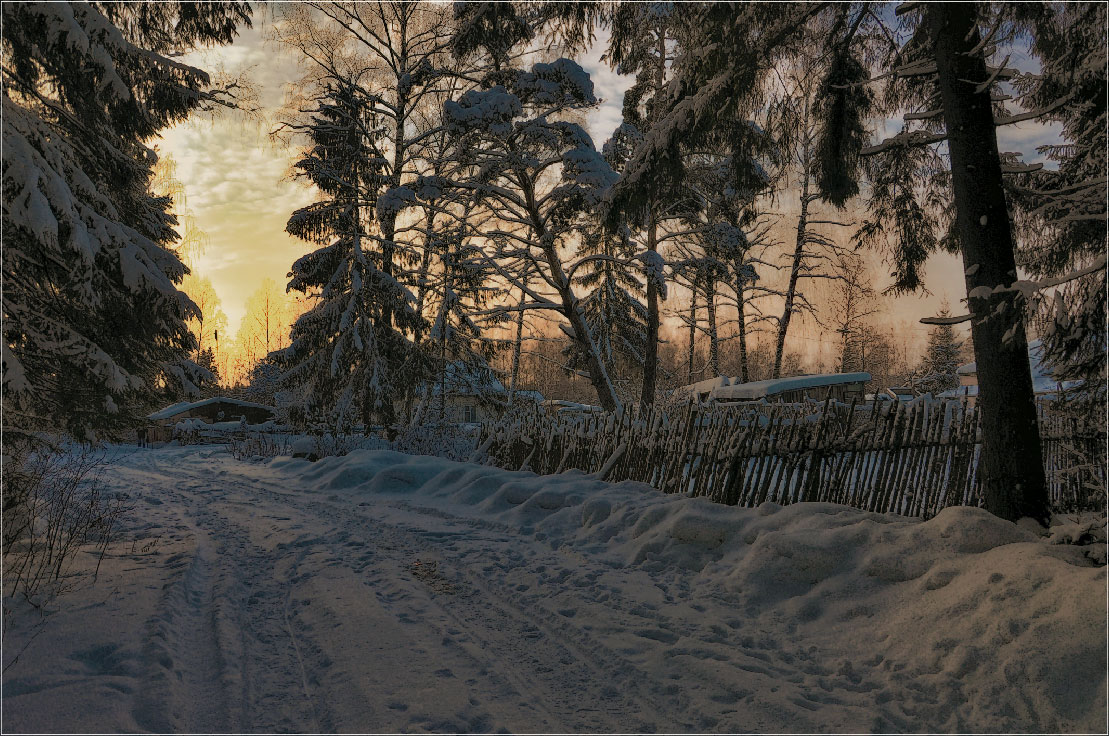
[276, 82, 424, 430]
[2, 1, 250, 442]
[684, 147, 776, 384]
[769, 40, 872, 379]
[917, 308, 964, 396]
[435, 56, 624, 411]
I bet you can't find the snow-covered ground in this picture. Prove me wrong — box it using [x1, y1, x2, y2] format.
[3, 445, 1105, 733]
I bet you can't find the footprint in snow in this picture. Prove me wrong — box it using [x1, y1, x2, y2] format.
[635, 628, 679, 644]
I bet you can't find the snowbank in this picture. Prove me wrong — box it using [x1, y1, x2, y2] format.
[268, 450, 1106, 731]
[5, 447, 1103, 732]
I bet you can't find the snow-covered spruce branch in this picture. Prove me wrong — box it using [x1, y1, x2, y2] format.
[861, 129, 948, 155]
[994, 92, 1075, 127]
[920, 313, 974, 326]
[923, 256, 1108, 325]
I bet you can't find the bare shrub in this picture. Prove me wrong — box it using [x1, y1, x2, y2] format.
[2, 444, 128, 610]
[392, 423, 480, 461]
[229, 433, 291, 461]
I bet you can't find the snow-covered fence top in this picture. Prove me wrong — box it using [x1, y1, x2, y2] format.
[477, 397, 1105, 518]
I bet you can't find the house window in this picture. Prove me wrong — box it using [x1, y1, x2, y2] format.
[463, 405, 477, 423]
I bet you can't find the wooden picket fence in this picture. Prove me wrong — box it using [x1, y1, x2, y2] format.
[476, 396, 1106, 517]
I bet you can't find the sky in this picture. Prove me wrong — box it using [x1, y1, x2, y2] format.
[157, 11, 1063, 366]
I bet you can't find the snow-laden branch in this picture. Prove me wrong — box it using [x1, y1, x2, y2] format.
[929, 255, 1108, 325]
[920, 313, 974, 326]
[861, 129, 947, 155]
[994, 92, 1074, 126]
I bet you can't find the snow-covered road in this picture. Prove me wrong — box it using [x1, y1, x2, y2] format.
[3, 446, 1105, 733]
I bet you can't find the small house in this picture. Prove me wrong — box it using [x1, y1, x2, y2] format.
[685, 372, 872, 405]
[146, 397, 276, 442]
[421, 361, 507, 424]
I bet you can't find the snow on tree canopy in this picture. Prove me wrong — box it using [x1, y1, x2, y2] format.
[560, 147, 619, 206]
[413, 175, 447, 201]
[602, 123, 645, 165]
[636, 250, 669, 301]
[512, 58, 596, 106]
[444, 87, 522, 137]
[707, 223, 747, 252]
[376, 186, 417, 219]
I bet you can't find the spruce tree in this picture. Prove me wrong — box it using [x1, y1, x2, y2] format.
[564, 222, 648, 397]
[917, 308, 964, 396]
[277, 82, 424, 430]
[2, 1, 250, 442]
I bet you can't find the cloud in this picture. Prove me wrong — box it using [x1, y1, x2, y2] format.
[577, 29, 635, 145]
[156, 112, 313, 337]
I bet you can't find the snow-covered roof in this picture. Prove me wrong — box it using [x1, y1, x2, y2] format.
[683, 375, 731, 397]
[938, 385, 978, 399]
[513, 390, 545, 403]
[148, 397, 275, 421]
[710, 372, 872, 401]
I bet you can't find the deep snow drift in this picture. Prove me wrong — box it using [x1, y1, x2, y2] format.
[3, 445, 1105, 733]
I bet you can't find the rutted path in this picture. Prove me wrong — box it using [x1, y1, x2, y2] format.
[13, 447, 693, 733]
[3, 445, 1104, 733]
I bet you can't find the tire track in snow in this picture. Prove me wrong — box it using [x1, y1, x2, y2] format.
[120, 448, 891, 732]
[255, 490, 692, 732]
[125, 463, 326, 732]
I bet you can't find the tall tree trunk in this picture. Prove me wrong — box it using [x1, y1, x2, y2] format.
[706, 279, 719, 377]
[381, 74, 408, 330]
[776, 175, 812, 379]
[640, 21, 669, 407]
[507, 287, 525, 404]
[929, 4, 1048, 523]
[687, 273, 699, 384]
[735, 273, 750, 383]
[642, 218, 660, 405]
[415, 207, 436, 319]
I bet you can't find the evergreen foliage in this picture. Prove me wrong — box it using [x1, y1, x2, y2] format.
[1008, 3, 1107, 384]
[276, 82, 424, 429]
[2, 1, 250, 441]
[564, 224, 648, 387]
[814, 48, 873, 208]
[917, 309, 964, 396]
